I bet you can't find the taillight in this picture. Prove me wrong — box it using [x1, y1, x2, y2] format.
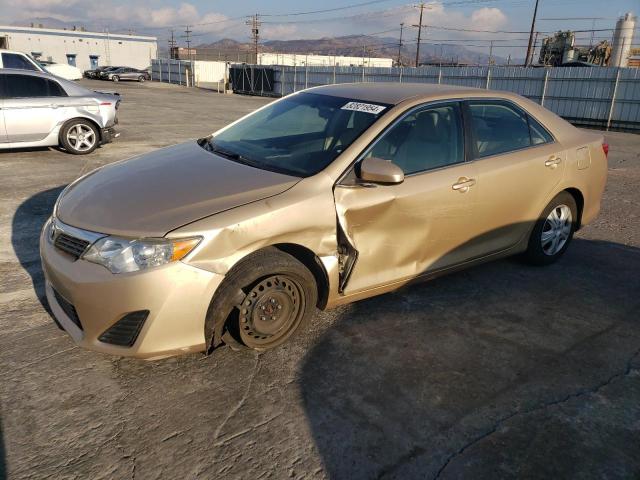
[602, 142, 609, 158]
[99, 102, 112, 106]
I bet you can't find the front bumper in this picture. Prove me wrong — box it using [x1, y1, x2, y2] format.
[40, 219, 225, 359]
[100, 126, 120, 144]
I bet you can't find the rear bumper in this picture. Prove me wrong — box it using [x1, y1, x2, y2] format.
[100, 126, 120, 144]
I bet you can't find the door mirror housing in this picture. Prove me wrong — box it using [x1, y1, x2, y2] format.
[358, 157, 405, 185]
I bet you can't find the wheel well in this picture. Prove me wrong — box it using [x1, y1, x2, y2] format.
[59, 117, 102, 143]
[564, 188, 584, 229]
[205, 244, 330, 352]
[272, 243, 330, 310]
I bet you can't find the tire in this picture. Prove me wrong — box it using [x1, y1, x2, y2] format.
[206, 247, 317, 352]
[59, 119, 99, 155]
[112, 75, 120, 82]
[523, 191, 577, 266]
[138, 75, 145, 82]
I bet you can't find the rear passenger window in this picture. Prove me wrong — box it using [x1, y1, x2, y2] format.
[4, 74, 67, 97]
[45, 79, 67, 97]
[528, 115, 554, 145]
[367, 103, 464, 175]
[468, 102, 531, 157]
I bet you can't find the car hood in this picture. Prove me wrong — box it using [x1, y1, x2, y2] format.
[56, 142, 300, 237]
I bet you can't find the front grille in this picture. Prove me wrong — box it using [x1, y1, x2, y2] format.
[99, 311, 149, 347]
[52, 289, 83, 330]
[54, 233, 90, 260]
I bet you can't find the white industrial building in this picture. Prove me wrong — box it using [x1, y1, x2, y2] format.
[0, 25, 157, 71]
[257, 53, 394, 68]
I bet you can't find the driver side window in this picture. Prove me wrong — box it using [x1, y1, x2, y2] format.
[367, 103, 464, 175]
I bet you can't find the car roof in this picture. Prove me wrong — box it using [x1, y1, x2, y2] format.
[0, 49, 31, 55]
[0, 68, 114, 97]
[305, 82, 518, 106]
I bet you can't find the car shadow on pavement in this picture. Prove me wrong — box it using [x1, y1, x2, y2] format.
[299, 238, 640, 479]
[11, 186, 65, 312]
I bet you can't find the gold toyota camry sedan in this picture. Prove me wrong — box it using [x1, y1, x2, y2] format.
[40, 83, 608, 359]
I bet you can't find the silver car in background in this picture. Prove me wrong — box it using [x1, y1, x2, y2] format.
[0, 69, 120, 154]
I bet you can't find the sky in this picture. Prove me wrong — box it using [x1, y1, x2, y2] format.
[1, 0, 638, 58]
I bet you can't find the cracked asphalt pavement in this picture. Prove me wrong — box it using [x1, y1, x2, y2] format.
[1, 81, 639, 480]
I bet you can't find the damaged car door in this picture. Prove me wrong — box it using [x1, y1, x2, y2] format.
[334, 101, 479, 295]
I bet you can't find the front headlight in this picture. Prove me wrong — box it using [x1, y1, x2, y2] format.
[83, 236, 201, 274]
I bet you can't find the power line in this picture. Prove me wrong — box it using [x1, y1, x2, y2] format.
[263, 0, 398, 17]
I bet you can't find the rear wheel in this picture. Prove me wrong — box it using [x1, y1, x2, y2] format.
[207, 248, 317, 352]
[524, 191, 577, 265]
[138, 75, 145, 82]
[60, 120, 99, 155]
[112, 75, 120, 82]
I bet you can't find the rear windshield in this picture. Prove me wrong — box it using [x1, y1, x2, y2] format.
[208, 92, 390, 177]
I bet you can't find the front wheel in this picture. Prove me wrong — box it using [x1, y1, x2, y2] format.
[138, 75, 145, 82]
[207, 248, 317, 352]
[59, 120, 99, 155]
[523, 191, 577, 265]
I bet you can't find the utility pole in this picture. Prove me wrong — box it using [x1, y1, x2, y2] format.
[183, 25, 194, 86]
[488, 40, 494, 65]
[246, 14, 261, 63]
[168, 29, 176, 59]
[525, 0, 540, 66]
[184, 25, 193, 62]
[414, 3, 426, 67]
[397, 23, 404, 67]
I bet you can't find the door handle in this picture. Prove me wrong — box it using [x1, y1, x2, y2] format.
[545, 156, 562, 168]
[50, 104, 60, 109]
[452, 177, 476, 193]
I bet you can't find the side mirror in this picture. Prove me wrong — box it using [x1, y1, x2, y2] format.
[358, 157, 404, 185]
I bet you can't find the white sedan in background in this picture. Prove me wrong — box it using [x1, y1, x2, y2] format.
[0, 69, 120, 154]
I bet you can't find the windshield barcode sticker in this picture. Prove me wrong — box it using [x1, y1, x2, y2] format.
[341, 102, 387, 114]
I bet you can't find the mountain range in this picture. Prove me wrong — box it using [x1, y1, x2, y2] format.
[12, 19, 516, 65]
[198, 36, 513, 66]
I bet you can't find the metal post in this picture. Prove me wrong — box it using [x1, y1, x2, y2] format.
[333, 59, 336, 84]
[541, 68, 549, 106]
[438, 68, 442, 84]
[606, 68, 621, 131]
[159, 59, 163, 82]
[293, 65, 297, 92]
[179, 62, 182, 85]
[168, 60, 171, 84]
[485, 68, 491, 89]
[399, 66, 403, 83]
[281, 68, 285, 96]
[305, 63, 308, 89]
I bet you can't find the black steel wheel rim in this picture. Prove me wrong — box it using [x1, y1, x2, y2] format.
[238, 275, 305, 346]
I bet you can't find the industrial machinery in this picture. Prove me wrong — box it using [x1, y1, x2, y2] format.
[538, 30, 611, 67]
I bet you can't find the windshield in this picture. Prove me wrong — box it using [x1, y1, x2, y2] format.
[208, 92, 390, 177]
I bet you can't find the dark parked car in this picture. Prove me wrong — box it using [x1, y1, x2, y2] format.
[100, 67, 150, 82]
[84, 66, 114, 79]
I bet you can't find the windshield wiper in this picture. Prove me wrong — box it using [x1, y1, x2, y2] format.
[203, 140, 258, 168]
